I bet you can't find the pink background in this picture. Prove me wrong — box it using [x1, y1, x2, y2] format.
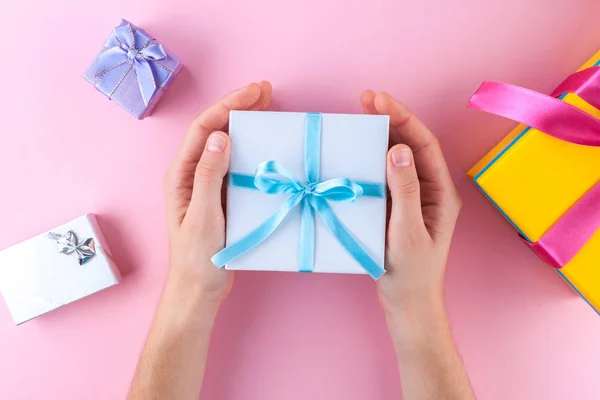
[1, 0, 600, 398]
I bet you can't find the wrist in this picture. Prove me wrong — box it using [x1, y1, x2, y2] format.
[157, 272, 222, 331]
[382, 292, 449, 351]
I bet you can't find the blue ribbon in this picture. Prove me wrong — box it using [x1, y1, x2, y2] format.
[212, 113, 387, 279]
[94, 23, 170, 106]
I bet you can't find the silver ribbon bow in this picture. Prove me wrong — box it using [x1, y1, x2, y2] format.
[48, 231, 96, 265]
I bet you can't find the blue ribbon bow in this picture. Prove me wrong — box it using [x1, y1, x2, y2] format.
[212, 113, 387, 279]
[94, 23, 169, 106]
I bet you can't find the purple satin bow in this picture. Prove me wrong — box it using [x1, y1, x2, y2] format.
[468, 66, 600, 268]
[94, 23, 167, 106]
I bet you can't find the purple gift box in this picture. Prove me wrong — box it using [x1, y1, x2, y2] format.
[83, 20, 183, 119]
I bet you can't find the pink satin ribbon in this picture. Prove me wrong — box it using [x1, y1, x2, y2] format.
[528, 185, 600, 268]
[468, 66, 600, 268]
[551, 67, 600, 109]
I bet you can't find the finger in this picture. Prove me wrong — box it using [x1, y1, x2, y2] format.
[249, 81, 273, 111]
[164, 82, 271, 228]
[219, 81, 272, 133]
[386, 145, 427, 243]
[360, 90, 378, 115]
[373, 92, 455, 193]
[175, 83, 263, 170]
[187, 131, 231, 221]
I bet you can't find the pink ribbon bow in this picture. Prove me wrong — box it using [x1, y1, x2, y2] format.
[468, 65, 600, 268]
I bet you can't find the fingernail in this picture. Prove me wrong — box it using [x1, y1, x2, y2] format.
[392, 148, 412, 167]
[207, 133, 226, 153]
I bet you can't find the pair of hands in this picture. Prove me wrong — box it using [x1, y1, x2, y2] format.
[162, 81, 461, 318]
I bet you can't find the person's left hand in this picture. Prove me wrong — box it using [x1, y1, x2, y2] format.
[162, 81, 272, 309]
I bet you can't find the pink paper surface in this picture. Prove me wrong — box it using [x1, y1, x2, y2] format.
[1, 1, 600, 399]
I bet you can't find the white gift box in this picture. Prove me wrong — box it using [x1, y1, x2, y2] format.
[223, 111, 389, 276]
[0, 214, 121, 325]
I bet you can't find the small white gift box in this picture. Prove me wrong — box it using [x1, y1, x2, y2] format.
[0, 214, 121, 325]
[213, 111, 389, 278]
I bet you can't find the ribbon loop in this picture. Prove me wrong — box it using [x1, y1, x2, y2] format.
[254, 161, 304, 194]
[312, 178, 364, 203]
[468, 80, 600, 146]
[212, 113, 386, 279]
[140, 44, 167, 61]
[551, 66, 600, 109]
[113, 24, 135, 49]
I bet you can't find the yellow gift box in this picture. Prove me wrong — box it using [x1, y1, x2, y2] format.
[468, 51, 600, 314]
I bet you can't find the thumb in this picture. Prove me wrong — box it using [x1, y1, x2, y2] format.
[189, 131, 231, 216]
[387, 144, 426, 242]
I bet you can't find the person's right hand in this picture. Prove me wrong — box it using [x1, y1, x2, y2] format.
[162, 81, 272, 313]
[360, 91, 462, 328]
